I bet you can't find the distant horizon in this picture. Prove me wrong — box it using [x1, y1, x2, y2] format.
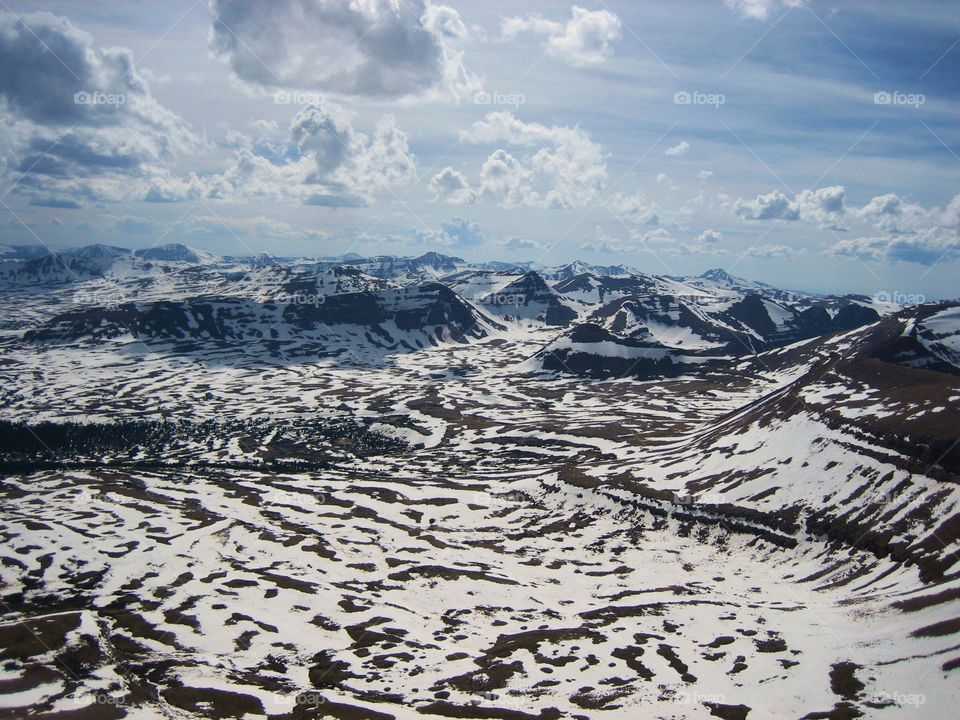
[0, 1, 957, 300]
[4, 238, 955, 302]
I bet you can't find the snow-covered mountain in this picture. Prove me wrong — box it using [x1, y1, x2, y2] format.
[133, 242, 219, 264]
[540, 260, 638, 280]
[915, 305, 960, 370]
[535, 279, 885, 379]
[25, 280, 503, 358]
[336, 251, 466, 283]
[473, 270, 580, 326]
[0, 245, 906, 375]
[1, 245, 958, 719]
[0, 244, 132, 286]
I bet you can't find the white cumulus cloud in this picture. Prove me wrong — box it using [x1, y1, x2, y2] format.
[502, 6, 622, 67]
[457, 112, 608, 209]
[210, 102, 416, 207]
[724, 0, 806, 20]
[428, 167, 476, 204]
[0, 11, 202, 206]
[209, 0, 478, 99]
[734, 186, 845, 226]
[747, 243, 797, 258]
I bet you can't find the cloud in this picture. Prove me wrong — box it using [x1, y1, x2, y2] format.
[350, 114, 418, 195]
[211, 102, 417, 206]
[414, 217, 485, 248]
[478, 149, 536, 207]
[303, 193, 366, 207]
[29, 197, 81, 209]
[113, 216, 157, 235]
[795, 186, 846, 227]
[943, 194, 960, 228]
[856, 193, 931, 233]
[651, 227, 727, 257]
[421, 4, 469, 40]
[460, 112, 607, 209]
[635, 228, 675, 246]
[428, 166, 475, 204]
[734, 190, 800, 221]
[605, 192, 659, 226]
[746, 243, 797, 258]
[182, 215, 329, 243]
[502, 236, 539, 251]
[441, 217, 484, 247]
[665, 141, 690, 157]
[860, 193, 903, 217]
[724, 0, 806, 20]
[145, 174, 207, 203]
[822, 192, 960, 265]
[0, 11, 201, 205]
[667, 243, 727, 257]
[826, 229, 958, 266]
[0, 11, 185, 135]
[580, 226, 725, 258]
[209, 0, 477, 99]
[733, 186, 845, 226]
[579, 228, 630, 254]
[579, 240, 622, 254]
[698, 170, 714, 180]
[502, 6, 622, 67]
[288, 101, 356, 172]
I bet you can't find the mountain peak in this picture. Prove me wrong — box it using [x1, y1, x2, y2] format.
[700, 268, 735, 284]
[413, 251, 464, 268]
[135, 243, 217, 264]
[560, 260, 591, 274]
[518, 269, 550, 286]
[71, 244, 131, 260]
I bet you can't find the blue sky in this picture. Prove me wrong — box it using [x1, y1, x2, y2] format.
[0, 0, 958, 297]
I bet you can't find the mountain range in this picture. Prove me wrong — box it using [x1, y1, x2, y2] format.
[5, 242, 942, 381]
[1, 243, 959, 719]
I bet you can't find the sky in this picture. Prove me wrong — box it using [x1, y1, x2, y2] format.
[0, 0, 958, 297]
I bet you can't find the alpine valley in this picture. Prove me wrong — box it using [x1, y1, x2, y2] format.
[1, 243, 959, 720]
